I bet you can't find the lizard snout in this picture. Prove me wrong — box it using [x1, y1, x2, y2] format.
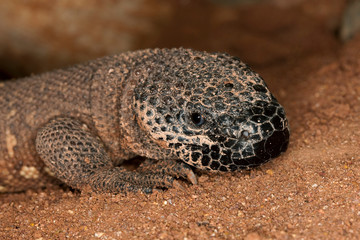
[243, 127, 290, 167]
[264, 128, 290, 158]
[199, 102, 290, 172]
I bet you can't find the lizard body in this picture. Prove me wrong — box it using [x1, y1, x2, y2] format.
[0, 48, 289, 193]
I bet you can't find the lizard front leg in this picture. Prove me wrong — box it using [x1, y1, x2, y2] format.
[35, 117, 179, 193]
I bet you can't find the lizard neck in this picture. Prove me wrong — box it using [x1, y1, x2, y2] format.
[117, 58, 173, 160]
[90, 55, 131, 162]
[90, 52, 175, 162]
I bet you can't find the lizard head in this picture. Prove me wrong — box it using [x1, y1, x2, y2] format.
[133, 48, 289, 171]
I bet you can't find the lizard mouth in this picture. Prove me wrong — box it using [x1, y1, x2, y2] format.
[196, 127, 290, 172]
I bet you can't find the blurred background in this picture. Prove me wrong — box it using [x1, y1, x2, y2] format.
[0, 0, 353, 80]
[2, 2, 360, 239]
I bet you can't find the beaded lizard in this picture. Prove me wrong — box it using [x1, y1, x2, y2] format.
[0, 48, 289, 193]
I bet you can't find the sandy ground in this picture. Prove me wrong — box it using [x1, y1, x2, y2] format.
[1, 1, 359, 239]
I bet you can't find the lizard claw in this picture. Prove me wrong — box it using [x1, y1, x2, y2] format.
[138, 158, 198, 186]
[187, 170, 198, 185]
[172, 180, 185, 190]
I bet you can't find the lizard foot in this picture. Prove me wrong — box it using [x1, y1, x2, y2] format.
[88, 166, 186, 193]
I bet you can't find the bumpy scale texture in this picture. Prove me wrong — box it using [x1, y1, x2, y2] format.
[0, 48, 289, 193]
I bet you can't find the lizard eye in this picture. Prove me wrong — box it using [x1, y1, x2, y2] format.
[191, 112, 205, 126]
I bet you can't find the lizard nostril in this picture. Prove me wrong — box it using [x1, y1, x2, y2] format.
[241, 130, 250, 139]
